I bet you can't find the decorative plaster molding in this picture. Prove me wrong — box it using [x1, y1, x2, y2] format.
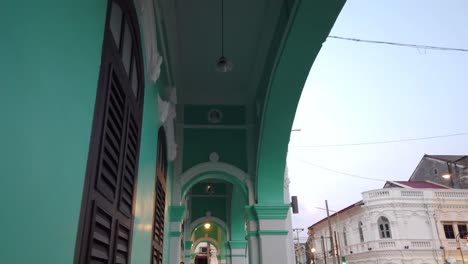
[134, 0, 162, 82]
[284, 166, 290, 189]
[157, 94, 177, 161]
[209, 152, 220, 162]
[252, 204, 290, 220]
[226, 240, 247, 249]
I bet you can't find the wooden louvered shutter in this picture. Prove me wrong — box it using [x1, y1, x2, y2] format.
[75, 0, 144, 263]
[151, 128, 168, 264]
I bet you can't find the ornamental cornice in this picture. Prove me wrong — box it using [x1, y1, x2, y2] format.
[252, 204, 290, 220]
[364, 202, 468, 211]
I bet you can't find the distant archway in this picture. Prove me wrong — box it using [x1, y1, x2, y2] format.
[191, 216, 229, 241]
[175, 161, 254, 205]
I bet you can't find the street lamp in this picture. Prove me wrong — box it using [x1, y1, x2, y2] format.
[441, 174, 451, 179]
[455, 232, 468, 264]
[310, 248, 316, 264]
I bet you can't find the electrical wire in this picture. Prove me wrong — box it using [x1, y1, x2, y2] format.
[289, 132, 468, 148]
[328, 36, 468, 53]
[292, 158, 387, 182]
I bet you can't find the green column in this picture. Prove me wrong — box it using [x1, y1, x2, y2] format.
[131, 81, 161, 263]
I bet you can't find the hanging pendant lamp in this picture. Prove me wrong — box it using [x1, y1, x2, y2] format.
[215, 0, 233, 72]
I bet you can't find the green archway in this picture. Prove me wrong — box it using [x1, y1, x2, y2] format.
[256, 0, 345, 204]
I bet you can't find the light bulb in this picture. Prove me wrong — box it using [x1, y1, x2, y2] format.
[215, 56, 233, 72]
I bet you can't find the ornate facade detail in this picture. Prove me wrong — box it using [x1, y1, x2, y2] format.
[134, 0, 162, 82]
[158, 93, 177, 161]
[309, 188, 468, 264]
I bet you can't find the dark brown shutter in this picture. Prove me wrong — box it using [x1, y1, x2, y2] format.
[75, 0, 144, 263]
[151, 128, 168, 264]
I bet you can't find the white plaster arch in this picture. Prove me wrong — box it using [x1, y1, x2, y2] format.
[191, 237, 221, 254]
[174, 161, 255, 205]
[191, 216, 230, 241]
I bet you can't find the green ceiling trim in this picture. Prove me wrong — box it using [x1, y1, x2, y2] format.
[226, 240, 247, 249]
[168, 205, 185, 222]
[255, 0, 345, 204]
[258, 230, 289, 236]
[246, 231, 259, 237]
[253, 204, 290, 220]
[246, 230, 288, 236]
[169, 231, 182, 237]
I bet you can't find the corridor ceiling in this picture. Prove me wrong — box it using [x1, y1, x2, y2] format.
[158, 0, 290, 105]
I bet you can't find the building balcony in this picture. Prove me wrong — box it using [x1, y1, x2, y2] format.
[342, 239, 436, 255]
[440, 239, 468, 251]
[363, 188, 468, 204]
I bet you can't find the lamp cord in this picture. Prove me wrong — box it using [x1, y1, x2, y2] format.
[221, 0, 224, 56]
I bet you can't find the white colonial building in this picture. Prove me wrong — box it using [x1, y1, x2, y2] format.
[308, 181, 468, 264]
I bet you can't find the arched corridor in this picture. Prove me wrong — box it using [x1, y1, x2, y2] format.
[0, 0, 345, 263]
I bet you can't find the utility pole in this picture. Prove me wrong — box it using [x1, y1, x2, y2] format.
[325, 200, 338, 264]
[334, 231, 341, 263]
[456, 233, 466, 264]
[293, 228, 305, 244]
[321, 235, 327, 264]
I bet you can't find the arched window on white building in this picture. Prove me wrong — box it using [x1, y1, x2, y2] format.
[358, 221, 364, 242]
[378, 216, 392, 239]
[343, 227, 348, 246]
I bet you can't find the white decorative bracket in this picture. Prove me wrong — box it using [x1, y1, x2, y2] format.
[158, 91, 177, 161]
[135, 0, 162, 83]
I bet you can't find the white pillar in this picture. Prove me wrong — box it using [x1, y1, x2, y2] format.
[226, 241, 247, 264]
[167, 221, 183, 263]
[184, 241, 193, 264]
[165, 206, 185, 264]
[283, 172, 296, 264]
[245, 207, 259, 264]
[252, 204, 292, 264]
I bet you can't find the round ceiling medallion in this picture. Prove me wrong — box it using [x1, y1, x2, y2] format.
[207, 109, 223, 123]
[209, 152, 219, 162]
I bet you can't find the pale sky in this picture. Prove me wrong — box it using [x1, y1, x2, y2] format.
[287, 0, 468, 242]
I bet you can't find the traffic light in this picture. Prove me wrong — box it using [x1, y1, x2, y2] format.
[341, 256, 347, 264]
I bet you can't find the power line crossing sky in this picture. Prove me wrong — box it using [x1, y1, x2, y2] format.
[288, 0, 468, 235]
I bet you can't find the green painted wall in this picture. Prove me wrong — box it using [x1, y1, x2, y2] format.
[191, 196, 227, 222]
[130, 80, 162, 263]
[0, 1, 106, 262]
[183, 129, 247, 171]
